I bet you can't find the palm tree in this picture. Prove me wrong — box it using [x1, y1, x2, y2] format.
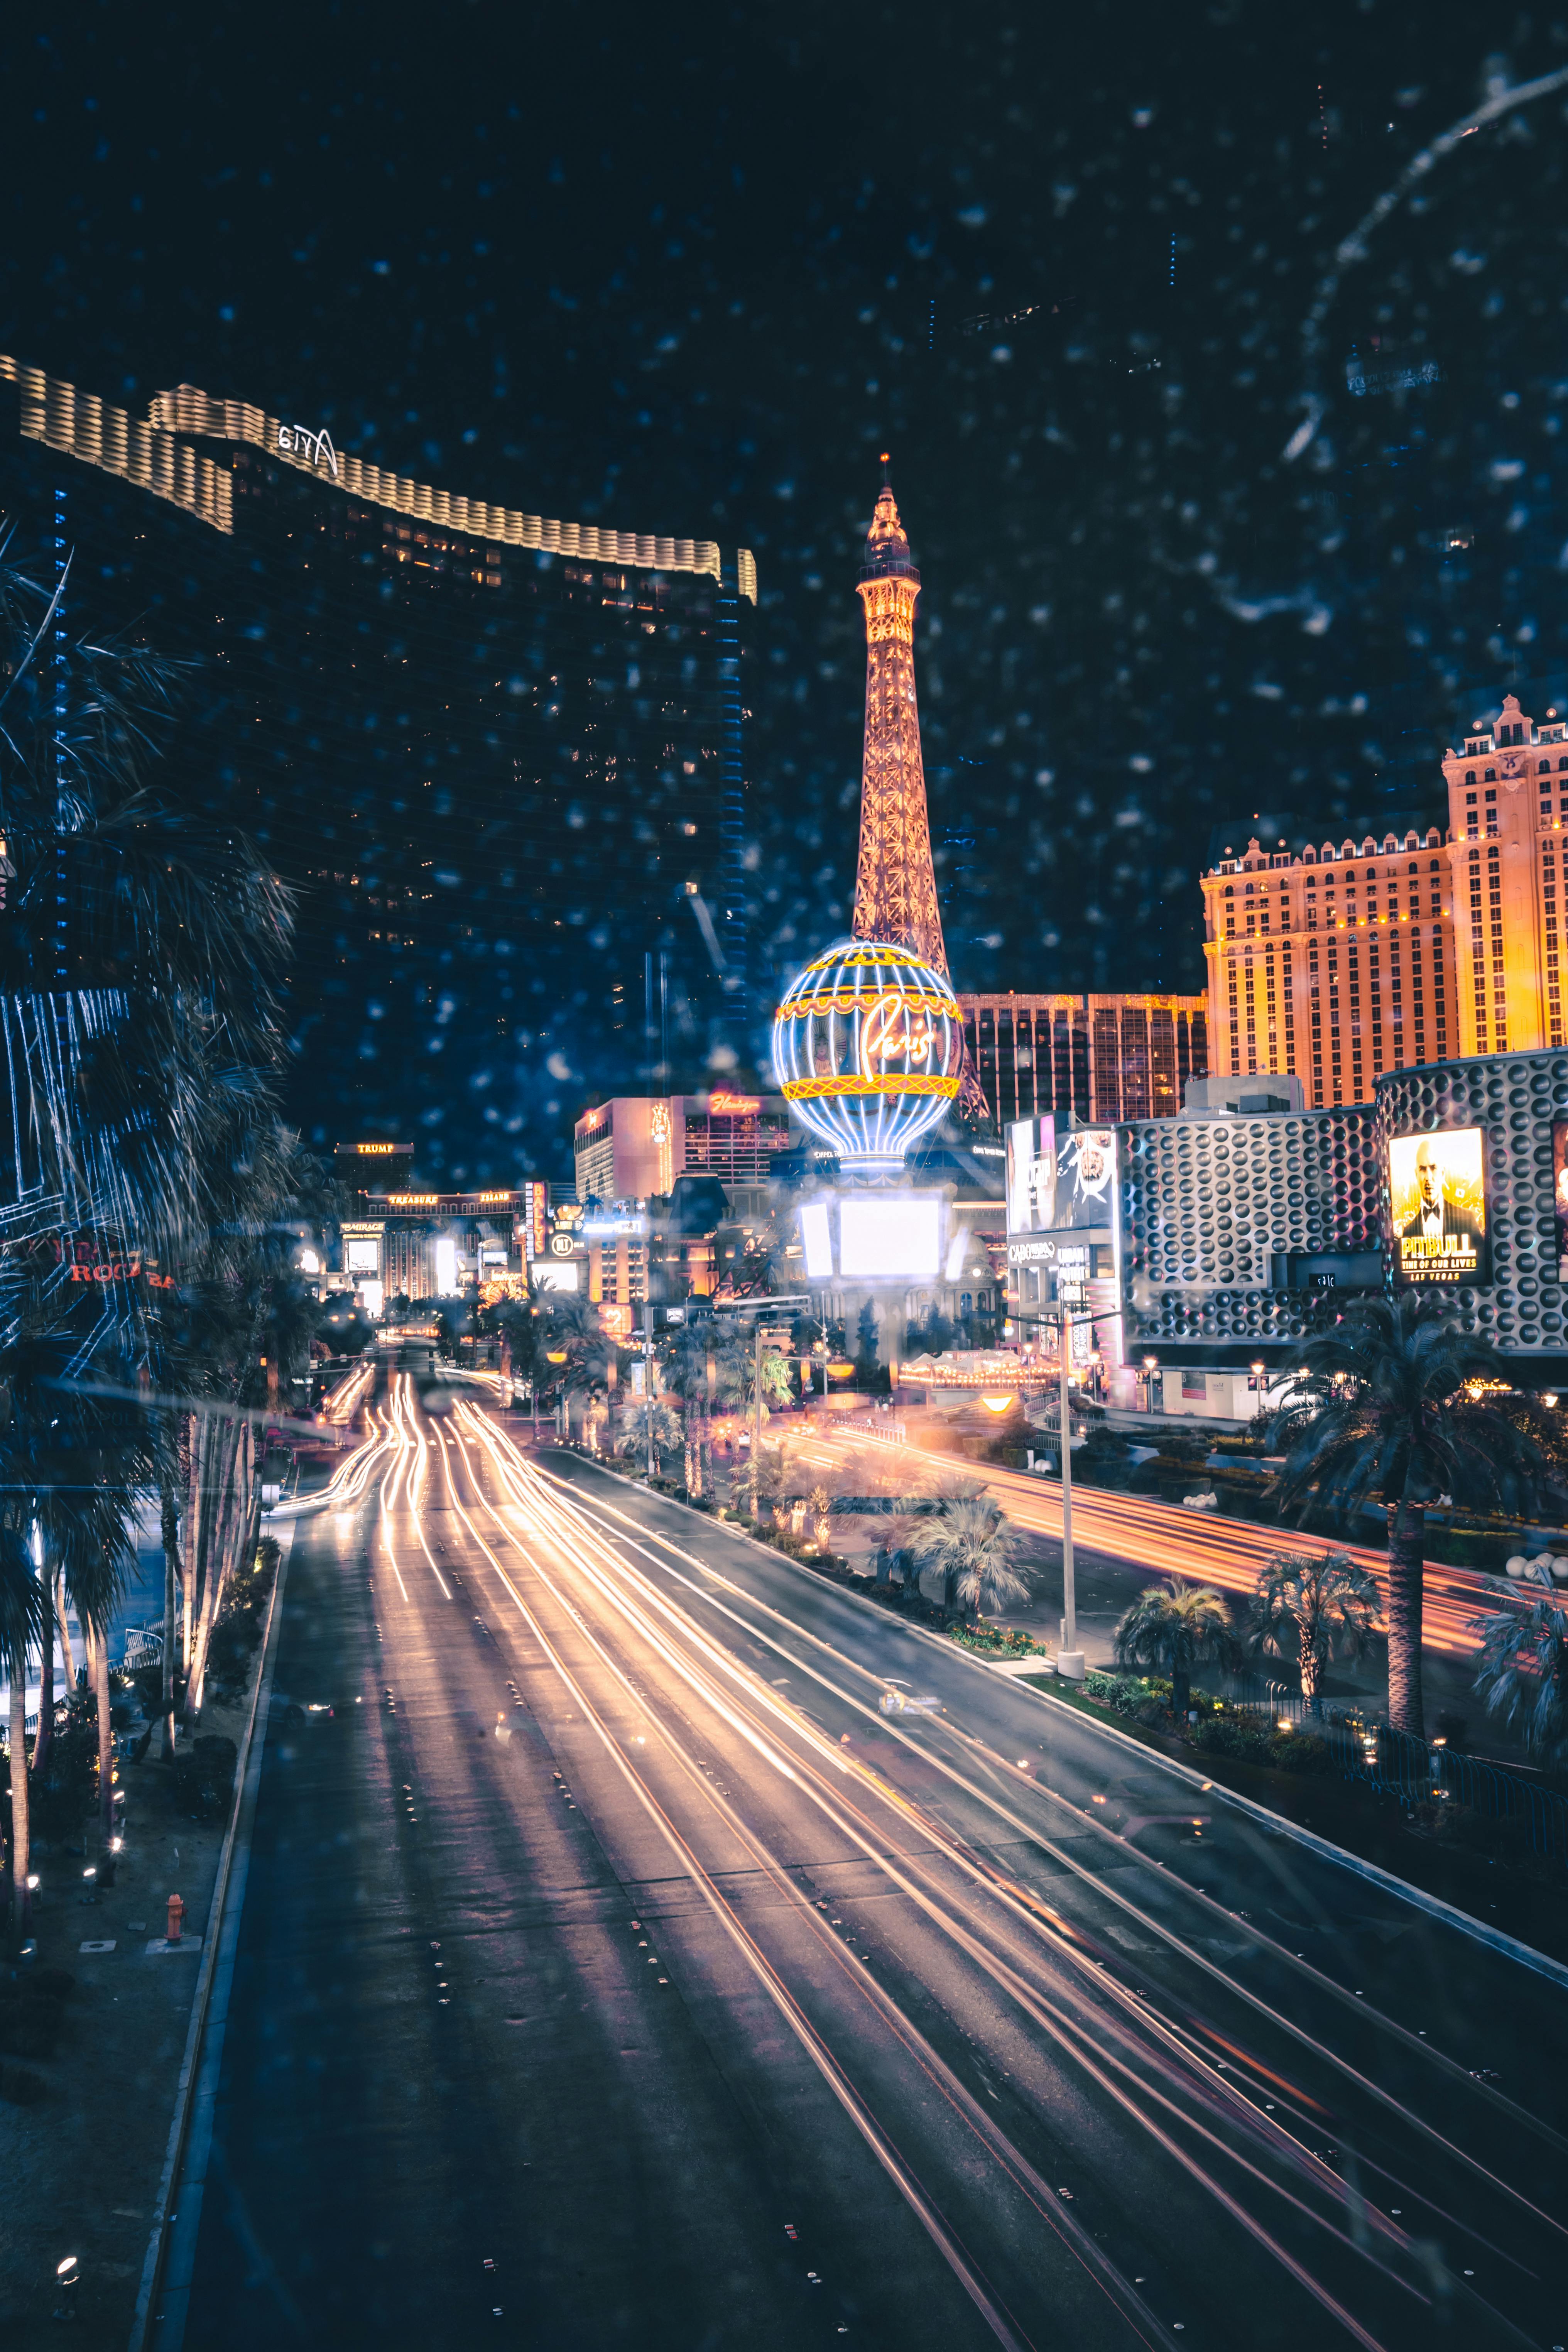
[1248, 1550, 1380, 1715]
[1114, 1580, 1232, 1723]
[1271, 1294, 1565, 1738]
[1472, 1595, 1568, 1761]
[615, 1399, 683, 1477]
[908, 1495, 1029, 1619]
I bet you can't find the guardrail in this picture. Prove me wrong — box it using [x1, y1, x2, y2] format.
[1222, 1674, 1568, 1869]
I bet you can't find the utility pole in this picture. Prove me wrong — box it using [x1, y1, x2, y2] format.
[1057, 1308, 1083, 1678]
[645, 1305, 656, 1480]
[751, 1318, 763, 1514]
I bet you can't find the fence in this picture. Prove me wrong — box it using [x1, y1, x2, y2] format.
[1222, 1674, 1568, 1870]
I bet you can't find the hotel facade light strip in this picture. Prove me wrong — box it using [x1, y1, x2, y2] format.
[1, 356, 757, 598]
[1, 355, 234, 534]
[146, 378, 737, 585]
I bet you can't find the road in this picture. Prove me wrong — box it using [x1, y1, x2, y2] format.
[168, 1374, 1568, 2350]
[811, 1427, 1509, 1658]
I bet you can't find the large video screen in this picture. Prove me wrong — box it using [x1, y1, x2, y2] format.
[798, 1200, 834, 1280]
[1005, 1116, 1056, 1235]
[839, 1194, 942, 1279]
[1556, 1121, 1568, 1280]
[1055, 1127, 1118, 1230]
[1389, 1127, 1489, 1286]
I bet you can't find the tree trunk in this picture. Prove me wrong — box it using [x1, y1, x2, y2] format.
[185, 1416, 237, 1725]
[1385, 1499, 1426, 1739]
[161, 1465, 182, 1761]
[93, 1624, 115, 1854]
[1300, 1639, 1322, 1717]
[55, 1571, 78, 1693]
[1171, 1658, 1191, 1723]
[183, 1413, 206, 1671]
[9, 1676, 30, 1939]
[32, 1573, 56, 1783]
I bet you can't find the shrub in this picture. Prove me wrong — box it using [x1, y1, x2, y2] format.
[0, 2062, 46, 2104]
[1267, 1730, 1336, 1776]
[206, 1608, 263, 1695]
[172, 1734, 237, 1821]
[1190, 1716, 1272, 1764]
[947, 1622, 1040, 1655]
[1084, 1669, 1171, 1724]
[1191, 1717, 1336, 1774]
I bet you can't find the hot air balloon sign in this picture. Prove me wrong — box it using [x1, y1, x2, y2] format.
[773, 939, 961, 1177]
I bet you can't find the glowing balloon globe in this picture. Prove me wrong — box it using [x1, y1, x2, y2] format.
[773, 939, 962, 1178]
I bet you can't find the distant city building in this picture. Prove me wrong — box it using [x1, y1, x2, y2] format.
[573, 1094, 792, 1202]
[958, 993, 1208, 1128]
[1199, 693, 1568, 1105]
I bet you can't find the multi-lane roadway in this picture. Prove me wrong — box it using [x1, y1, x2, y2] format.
[167, 1372, 1568, 2350]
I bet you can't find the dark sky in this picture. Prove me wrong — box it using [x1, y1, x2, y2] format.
[5, 1, 1568, 1048]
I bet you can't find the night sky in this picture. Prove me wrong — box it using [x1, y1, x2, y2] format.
[5, 2, 1568, 1164]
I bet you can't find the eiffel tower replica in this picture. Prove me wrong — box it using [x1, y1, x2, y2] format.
[852, 461, 990, 1122]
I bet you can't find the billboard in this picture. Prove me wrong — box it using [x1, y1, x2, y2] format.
[1556, 1121, 1568, 1280]
[1389, 1127, 1489, 1286]
[839, 1194, 942, 1280]
[1056, 1127, 1117, 1230]
[1005, 1116, 1057, 1235]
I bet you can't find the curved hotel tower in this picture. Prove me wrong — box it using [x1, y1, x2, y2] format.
[0, 354, 756, 1177]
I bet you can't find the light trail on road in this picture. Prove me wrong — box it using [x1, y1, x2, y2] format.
[819, 1433, 1506, 1655]
[388, 1394, 1564, 2347]
[256, 1364, 1568, 2348]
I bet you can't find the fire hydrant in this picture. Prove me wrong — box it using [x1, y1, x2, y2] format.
[166, 1893, 185, 1944]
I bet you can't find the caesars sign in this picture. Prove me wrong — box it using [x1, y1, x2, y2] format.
[1389, 1127, 1489, 1286]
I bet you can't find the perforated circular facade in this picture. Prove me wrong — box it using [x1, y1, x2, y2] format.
[1118, 1052, 1568, 1362]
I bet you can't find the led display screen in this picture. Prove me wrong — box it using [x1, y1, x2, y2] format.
[1389, 1127, 1489, 1286]
[1055, 1127, 1118, 1230]
[434, 1236, 459, 1294]
[1556, 1121, 1568, 1280]
[838, 1195, 942, 1279]
[530, 1260, 580, 1292]
[345, 1238, 379, 1273]
[798, 1200, 834, 1280]
[1005, 1116, 1057, 1235]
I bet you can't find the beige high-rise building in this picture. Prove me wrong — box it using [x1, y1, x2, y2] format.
[1442, 693, 1568, 1055]
[1201, 821, 1454, 1108]
[1200, 693, 1568, 1105]
[958, 993, 1208, 1127]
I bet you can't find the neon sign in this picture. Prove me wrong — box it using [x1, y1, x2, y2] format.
[277, 422, 339, 477]
[709, 1091, 761, 1116]
[859, 990, 936, 1077]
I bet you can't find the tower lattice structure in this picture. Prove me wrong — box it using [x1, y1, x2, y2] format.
[852, 467, 989, 1119]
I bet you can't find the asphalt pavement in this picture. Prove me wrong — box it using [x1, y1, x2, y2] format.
[167, 1377, 1568, 2351]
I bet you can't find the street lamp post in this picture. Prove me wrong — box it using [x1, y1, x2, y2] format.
[1058, 1305, 1080, 1675]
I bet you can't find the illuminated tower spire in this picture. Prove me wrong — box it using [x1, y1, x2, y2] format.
[852, 461, 946, 963]
[852, 461, 988, 1117]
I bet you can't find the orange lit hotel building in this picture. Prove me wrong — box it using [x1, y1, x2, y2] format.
[1201, 694, 1568, 1107]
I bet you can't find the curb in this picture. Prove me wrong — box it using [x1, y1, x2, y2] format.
[125, 1518, 296, 2352]
[546, 1450, 1568, 1993]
